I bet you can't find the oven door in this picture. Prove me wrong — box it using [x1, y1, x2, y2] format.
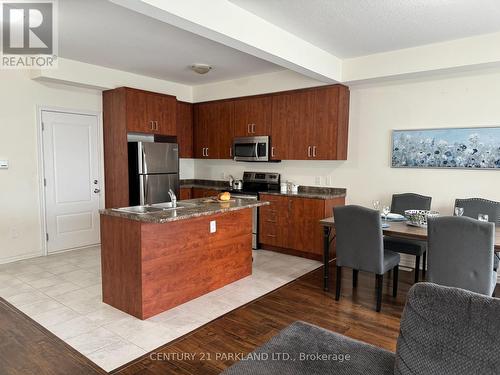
[233, 136, 269, 162]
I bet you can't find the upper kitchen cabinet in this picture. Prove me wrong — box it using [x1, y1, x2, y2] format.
[193, 100, 234, 159]
[233, 96, 272, 137]
[176, 101, 193, 158]
[272, 85, 350, 161]
[107, 87, 176, 136]
[310, 85, 350, 160]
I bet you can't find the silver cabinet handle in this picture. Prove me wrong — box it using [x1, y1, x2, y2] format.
[271, 147, 275, 157]
[202, 148, 205, 157]
[252, 124, 256, 133]
[247, 124, 251, 134]
[313, 146, 317, 157]
[308, 146, 312, 157]
[206, 148, 209, 157]
[150, 121, 154, 130]
[230, 147, 232, 157]
[155, 121, 159, 131]
[94, 188, 100, 194]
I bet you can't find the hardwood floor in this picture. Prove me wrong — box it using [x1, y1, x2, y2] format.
[114, 264, 411, 374]
[0, 262, 440, 375]
[0, 298, 105, 375]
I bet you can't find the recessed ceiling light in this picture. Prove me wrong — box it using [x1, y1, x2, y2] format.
[191, 63, 212, 74]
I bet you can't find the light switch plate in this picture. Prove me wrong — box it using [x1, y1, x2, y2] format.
[210, 220, 216, 233]
[0, 160, 8, 169]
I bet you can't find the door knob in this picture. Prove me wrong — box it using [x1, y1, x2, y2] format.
[94, 188, 101, 194]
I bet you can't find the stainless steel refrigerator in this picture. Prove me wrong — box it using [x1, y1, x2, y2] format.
[128, 141, 179, 206]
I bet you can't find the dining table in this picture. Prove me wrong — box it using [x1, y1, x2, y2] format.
[319, 217, 500, 292]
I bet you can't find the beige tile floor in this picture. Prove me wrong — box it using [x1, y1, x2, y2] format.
[0, 246, 320, 372]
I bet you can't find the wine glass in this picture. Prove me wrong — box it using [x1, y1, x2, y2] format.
[372, 200, 380, 212]
[382, 206, 390, 223]
[478, 214, 489, 222]
[454, 207, 464, 216]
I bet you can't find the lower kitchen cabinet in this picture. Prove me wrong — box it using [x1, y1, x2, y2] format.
[179, 187, 192, 200]
[259, 194, 345, 260]
[191, 187, 221, 198]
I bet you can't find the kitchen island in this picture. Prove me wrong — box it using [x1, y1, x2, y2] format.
[99, 197, 268, 319]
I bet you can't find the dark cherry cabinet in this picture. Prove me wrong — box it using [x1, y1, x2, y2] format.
[192, 188, 220, 198]
[259, 193, 345, 259]
[123, 87, 176, 136]
[233, 96, 272, 137]
[194, 84, 349, 161]
[194, 101, 234, 159]
[179, 187, 192, 200]
[176, 101, 193, 158]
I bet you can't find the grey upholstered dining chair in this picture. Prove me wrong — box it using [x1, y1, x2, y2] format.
[334, 205, 400, 312]
[427, 216, 497, 296]
[384, 193, 432, 283]
[455, 198, 500, 272]
[454, 198, 500, 225]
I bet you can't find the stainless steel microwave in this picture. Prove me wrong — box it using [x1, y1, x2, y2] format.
[233, 136, 269, 162]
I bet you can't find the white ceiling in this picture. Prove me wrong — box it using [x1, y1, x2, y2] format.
[230, 0, 500, 58]
[58, 0, 283, 85]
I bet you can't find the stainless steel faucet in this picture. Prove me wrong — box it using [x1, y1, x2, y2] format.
[168, 189, 177, 208]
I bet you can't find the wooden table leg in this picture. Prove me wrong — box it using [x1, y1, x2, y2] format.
[323, 226, 331, 291]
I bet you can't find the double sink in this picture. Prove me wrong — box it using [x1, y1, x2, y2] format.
[113, 201, 198, 215]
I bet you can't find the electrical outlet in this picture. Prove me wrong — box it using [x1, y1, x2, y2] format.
[210, 220, 217, 233]
[314, 176, 321, 185]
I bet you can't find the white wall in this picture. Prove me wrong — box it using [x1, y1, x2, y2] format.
[192, 68, 500, 216]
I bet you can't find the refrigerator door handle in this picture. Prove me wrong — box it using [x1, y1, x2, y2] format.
[139, 175, 149, 205]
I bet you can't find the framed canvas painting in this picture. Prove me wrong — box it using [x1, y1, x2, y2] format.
[391, 127, 500, 169]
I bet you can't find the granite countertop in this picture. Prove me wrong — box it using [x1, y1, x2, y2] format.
[260, 190, 346, 200]
[181, 180, 346, 200]
[100, 198, 269, 224]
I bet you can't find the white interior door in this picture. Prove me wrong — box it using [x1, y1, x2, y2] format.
[42, 110, 101, 253]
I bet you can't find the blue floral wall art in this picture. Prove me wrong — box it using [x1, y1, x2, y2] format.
[391, 127, 500, 169]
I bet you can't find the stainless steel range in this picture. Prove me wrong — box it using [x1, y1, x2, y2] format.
[227, 172, 281, 250]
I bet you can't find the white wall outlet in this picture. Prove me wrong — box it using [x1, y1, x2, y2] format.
[210, 220, 217, 233]
[0, 160, 8, 169]
[314, 176, 321, 185]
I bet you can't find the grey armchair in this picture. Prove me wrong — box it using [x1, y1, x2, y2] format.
[384, 193, 432, 283]
[222, 283, 500, 375]
[334, 205, 400, 312]
[427, 216, 496, 296]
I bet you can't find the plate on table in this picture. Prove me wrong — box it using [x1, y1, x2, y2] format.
[381, 213, 406, 222]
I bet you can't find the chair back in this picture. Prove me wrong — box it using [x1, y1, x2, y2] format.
[427, 216, 496, 296]
[395, 282, 500, 375]
[391, 193, 432, 216]
[334, 205, 385, 274]
[455, 198, 500, 225]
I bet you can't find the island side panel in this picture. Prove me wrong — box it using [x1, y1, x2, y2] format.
[100, 215, 143, 318]
[140, 209, 253, 319]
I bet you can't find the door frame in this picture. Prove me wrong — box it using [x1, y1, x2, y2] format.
[36, 105, 104, 256]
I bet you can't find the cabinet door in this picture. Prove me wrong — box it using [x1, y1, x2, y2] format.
[126, 89, 150, 133]
[289, 91, 314, 160]
[179, 187, 192, 200]
[157, 95, 176, 136]
[176, 101, 193, 158]
[210, 101, 234, 159]
[287, 197, 325, 255]
[193, 103, 209, 158]
[270, 94, 293, 160]
[311, 87, 338, 160]
[234, 96, 271, 137]
[192, 188, 219, 198]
